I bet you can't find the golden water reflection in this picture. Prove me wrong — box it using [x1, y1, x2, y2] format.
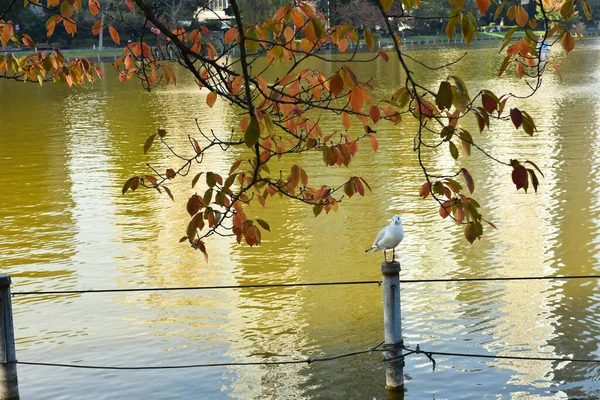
[1, 41, 600, 398]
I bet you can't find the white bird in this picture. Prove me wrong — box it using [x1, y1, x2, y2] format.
[365, 215, 404, 263]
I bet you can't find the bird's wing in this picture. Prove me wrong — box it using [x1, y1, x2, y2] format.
[372, 227, 387, 248]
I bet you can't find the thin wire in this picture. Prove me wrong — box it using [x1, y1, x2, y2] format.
[11, 275, 600, 297]
[401, 275, 600, 284]
[410, 348, 600, 364]
[12, 341, 386, 370]
[11, 281, 381, 296]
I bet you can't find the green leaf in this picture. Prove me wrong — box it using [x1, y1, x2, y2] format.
[244, 116, 260, 148]
[313, 204, 323, 217]
[256, 219, 271, 231]
[451, 75, 469, 99]
[122, 177, 134, 194]
[186, 213, 205, 240]
[524, 160, 544, 178]
[464, 222, 478, 244]
[206, 171, 216, 187]
[436, 81, 453, 110]
[449, 141, 459, 160]
[144, 133, 157, 154]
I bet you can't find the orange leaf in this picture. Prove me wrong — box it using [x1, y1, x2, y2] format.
[369, 105, 381, 123]
[329, 72, 343, 97]
[206, 90, 217, 107]
[515, 5, 528, 27]
[91, 20, 103, 36]
[378, 49, 389, 62]
[1, 21, 13, 50]
[561, 30, 575, 54]
[291, 8, 304, 28]
[224, 27, 237, 44]
[475, 0, 490, 15]
[552, 63, 563, 82]
[341, 111, 351, 130]
[89, 0, 100, 15]
[109, 25, 120, 45]
[126, 0, 135, 14]
[21, 33, 35, 49]
[516, 62, 525, 79]
[368, 134, 378, 151]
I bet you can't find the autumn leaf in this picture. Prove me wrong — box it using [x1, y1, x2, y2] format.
[224, 27, 237, 43]
[561, 30, 575, 54]
[461, 168, 474, 194]
[380, 0, 393, 12]
[515, 5, 528, 27]
[89, 0, 100, 15]
[108, 26, 120, 45]
[512, 165, 528, 191]
[341, 111, 351, 130]
[475, 0, 490, 15]
[510, 108, 523, 129]
[206, 90, 217, 107]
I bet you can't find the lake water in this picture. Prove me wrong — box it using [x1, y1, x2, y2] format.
[2, 41, 600, 399]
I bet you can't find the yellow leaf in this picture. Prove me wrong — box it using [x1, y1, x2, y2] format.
[206, 90, 217, 107]
[380, 0, 393, 12]
[364, 29, 375, 51]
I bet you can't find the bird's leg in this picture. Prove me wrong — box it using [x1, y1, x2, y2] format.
[392, 248, 395, 261]
[384, 249, 387, 263]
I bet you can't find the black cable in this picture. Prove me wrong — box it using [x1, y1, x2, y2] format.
[410, 349, 600, 364]
[12, 341, 386, 370]
[11, 275, 600, 297]
[11, 280, 382, 296]
[400, 275, 600, 284]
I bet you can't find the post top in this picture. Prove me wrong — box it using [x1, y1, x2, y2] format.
[0, 274, 11, 287]
[381, 261, 401, 274]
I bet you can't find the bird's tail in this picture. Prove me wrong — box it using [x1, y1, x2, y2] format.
[365, 247, 379, 253]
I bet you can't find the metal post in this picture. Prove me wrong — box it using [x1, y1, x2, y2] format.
[0, 275, 19, 400]
[381, 261, 404, 391]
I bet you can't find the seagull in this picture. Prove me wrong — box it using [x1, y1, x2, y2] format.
[365, 215, 404, 263]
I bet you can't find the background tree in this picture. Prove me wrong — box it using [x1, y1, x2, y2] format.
[0, 0, 590, 259]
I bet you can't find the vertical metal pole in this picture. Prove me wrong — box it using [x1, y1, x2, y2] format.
[381, 261, 404, 391]
[0, 275, 18, 400]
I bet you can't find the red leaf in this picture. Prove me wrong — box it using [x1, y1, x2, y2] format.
[378, 49, 389, 62]
[512, 165, 528, 191]
[460, 168, 475, 194]
[510, 108, 523, 129]
[186, 194, 204, 216]
[475, 0, 490, 15]
[354, 177, 365, 196]
[419, 182, 431, 199]
[369, 105, 381, 123]
[481, 94, 496, 113]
